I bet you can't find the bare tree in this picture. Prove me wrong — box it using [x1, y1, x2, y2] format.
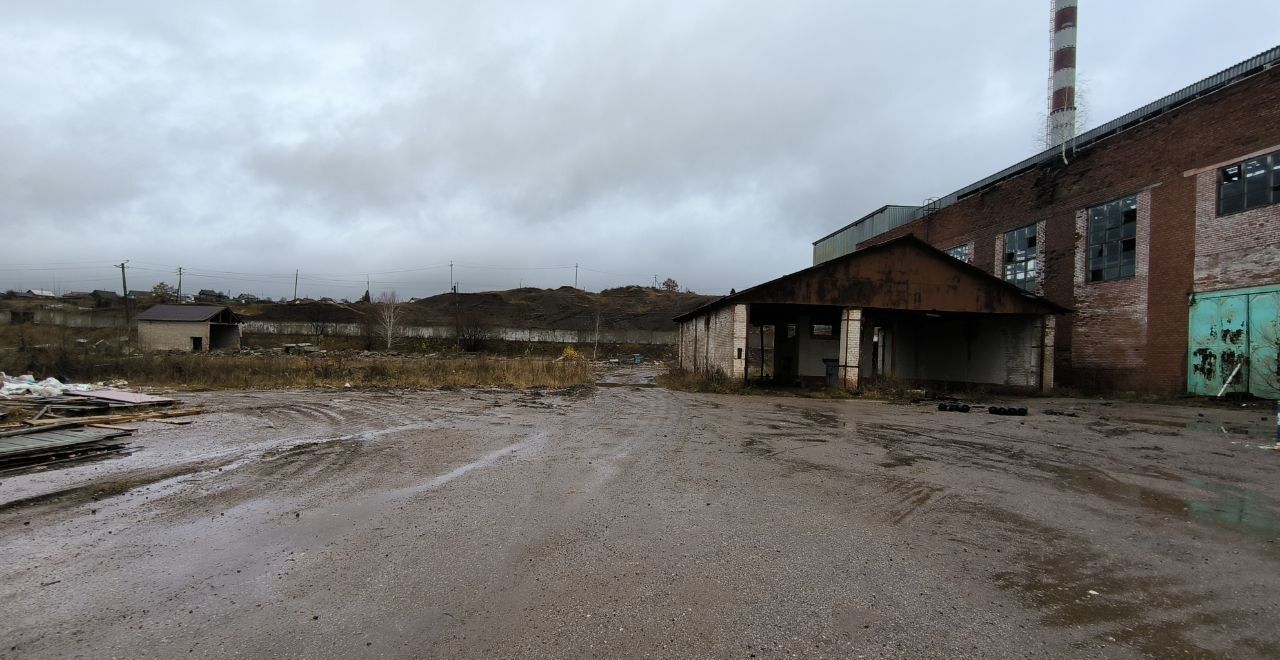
[307, 302, 340, 345]
[456, 313, 491, 352]
[151, 282, 178, 303]
[374, 291, 403, 350]
[661, 277, 680, 292]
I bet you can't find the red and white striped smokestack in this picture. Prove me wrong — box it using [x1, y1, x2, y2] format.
[1048, 0, 1078, 147]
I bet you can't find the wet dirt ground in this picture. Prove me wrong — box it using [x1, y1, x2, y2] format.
[2, 368, 1278, 659]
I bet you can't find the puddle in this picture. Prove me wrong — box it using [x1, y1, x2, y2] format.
[878, 454, 926, 469]
[772, 404, 843, 429]
[1114, 417, 1275, 439]
[983, 507, 1230, 658]
[1185, 479, 1280, 539]
[379, 431, 548, 502]
[1039, 461, 1280, 540]
[595, 382, 657, 388]
[1183, 422, 1275, 439]
[1036, 462, 1188, 516]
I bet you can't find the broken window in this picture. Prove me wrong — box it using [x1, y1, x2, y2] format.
[1218, 150, 1280, 215]
[1003, 224, 1037, 292]
[945, 243, 972, 263]
[1087, 194, 1138, 282]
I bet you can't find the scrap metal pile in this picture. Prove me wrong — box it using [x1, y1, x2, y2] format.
[0, 373, 200, 475]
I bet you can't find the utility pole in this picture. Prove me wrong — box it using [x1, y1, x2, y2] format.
[574, 263, 579, 289]
[176, 267, 183, 302]
[653, 275, 658, 289]
[593, 309, 600, 362]
[293, 269, 299, 302]
[449, 261, 454, 293]
[116, 261, 130, 344]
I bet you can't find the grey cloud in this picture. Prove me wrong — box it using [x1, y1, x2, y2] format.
[3, 2, 1278, 299]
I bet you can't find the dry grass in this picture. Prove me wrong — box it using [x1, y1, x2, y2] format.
[1, 346, 593, 391]
[655, 367, 745, 394]
[0, 323, 592, 390]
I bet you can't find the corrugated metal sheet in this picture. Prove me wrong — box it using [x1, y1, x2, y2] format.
[813, 45, 1280, 263]
[812, 206, 918, 264]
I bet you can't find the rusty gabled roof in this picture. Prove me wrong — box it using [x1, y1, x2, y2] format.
[674, 235, 1070, 322]
[136, 304, 242, 324]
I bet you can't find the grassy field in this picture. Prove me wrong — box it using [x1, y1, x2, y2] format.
[0, 325, 593, 390]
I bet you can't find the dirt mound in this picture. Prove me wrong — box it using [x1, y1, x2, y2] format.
[236, 286, 716, 332]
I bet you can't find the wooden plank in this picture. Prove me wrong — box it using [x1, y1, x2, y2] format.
[0, 428, 131, 458]
[67, 390, 176, 405]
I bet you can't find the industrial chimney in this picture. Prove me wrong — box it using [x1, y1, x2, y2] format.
[1047, 0, 1078, 148]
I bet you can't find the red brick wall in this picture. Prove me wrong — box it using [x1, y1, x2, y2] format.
[859, 64, 1280, 393]
[1191, 154, 1280, 292]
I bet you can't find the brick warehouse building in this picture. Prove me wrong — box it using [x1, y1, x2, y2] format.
[677, 47, 1280, 396]
[806, 46, 1280, 396]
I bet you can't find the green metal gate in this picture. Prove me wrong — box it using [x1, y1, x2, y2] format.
[1188, 285, 1280, 398]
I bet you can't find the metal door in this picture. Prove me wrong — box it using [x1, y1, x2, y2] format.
[1187, 294, 1248, 395]
[1248, 291, 1280, 398]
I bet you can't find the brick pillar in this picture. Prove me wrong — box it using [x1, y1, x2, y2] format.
[1040, 315, 1057, 392]
[731, 304, 748, 380]
[839, 308, 863, 389]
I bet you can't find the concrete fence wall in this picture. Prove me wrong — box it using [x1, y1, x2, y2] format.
[1, 307, 676, 345]
[239, 321, 675, 345]
[0, 307, 127, 328]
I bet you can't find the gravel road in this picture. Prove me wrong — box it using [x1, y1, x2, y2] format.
[2, 369, 1278, 659]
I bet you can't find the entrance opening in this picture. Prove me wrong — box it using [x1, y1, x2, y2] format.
[191, 336, 203, 352]
[209, 324, 240, 350]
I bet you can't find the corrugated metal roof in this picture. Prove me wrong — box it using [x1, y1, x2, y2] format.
[812, 205, 918, 264]
[136, 304, 234, 322]
[813, 45, 1280, 258]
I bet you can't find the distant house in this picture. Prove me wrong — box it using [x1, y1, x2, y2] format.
[62, 291, 93, 303]
[136, 305, 243, 352]
[234, 293, 262, 304]
[91, 290, 120, 308]
[128, 290, 154, 302]
[26, 289, 56, 299]
[195, 289, 228, 303]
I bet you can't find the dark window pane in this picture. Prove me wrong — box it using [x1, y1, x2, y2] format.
[1245, 157, 1269, 208]
[1272, 153, 1280, 204]
[1088, 195, 1140, 282]
[1220, 164, 1245, 214]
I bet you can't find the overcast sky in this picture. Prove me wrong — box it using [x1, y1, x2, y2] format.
[2, 2, 1277, 299]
